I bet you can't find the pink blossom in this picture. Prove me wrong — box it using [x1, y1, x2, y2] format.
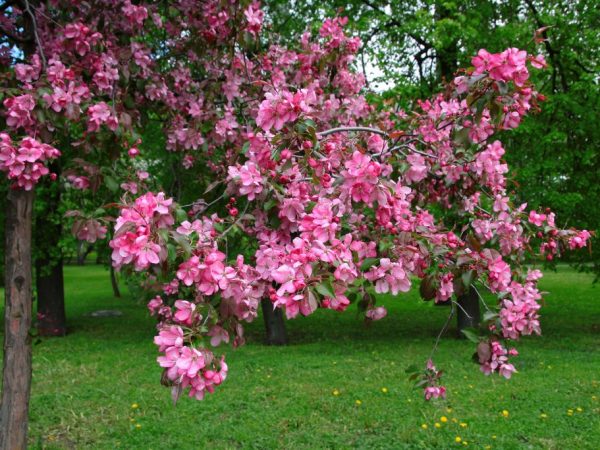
[228, 161, 264, 200]
[569, 230, 591, 250]
[4, 94, 35, 129]
[123, 1, 148, 26]
[528, 210, 546, 227]
[148, 296, 163, 316]
[244, 2, 264, 35]
[0, 135, 60, 190]
[173, 300, 197, 326]
[208, 326, 230, 347]
[366, 306, 387, 321]
[154, 326, 184, 352]
[87, 102, 118, 132]
[424, 386, 446, 401]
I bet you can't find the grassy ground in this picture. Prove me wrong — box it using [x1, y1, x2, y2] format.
[0, 265, 599, 449]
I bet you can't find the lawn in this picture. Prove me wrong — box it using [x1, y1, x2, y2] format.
[1, 265, 599, 449]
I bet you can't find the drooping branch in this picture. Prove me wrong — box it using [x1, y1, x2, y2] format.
[23, 0, 46, 69]
[317, 126, 389, 138]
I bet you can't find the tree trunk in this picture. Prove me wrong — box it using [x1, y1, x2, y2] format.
[35, 176, 66, 337]
[435, 1, 459, 82]
[110, 265, 121, 298]
[261, 299, 287, 345]
[0, 189, 34, 450]
[35, 258, 66, 336]
[456, 286, 481, 336]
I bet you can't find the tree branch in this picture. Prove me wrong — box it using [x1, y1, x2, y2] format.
[23, 0, 46, 69]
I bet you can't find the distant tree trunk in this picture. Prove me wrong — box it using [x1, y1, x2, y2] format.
[456, 286, 481, 335]
[0, 189, 34, 450]
[110, 265, 121, 298]
[435, 1, 458, 82]
[35, 175, 66, 337]
[261, 299, 287, 345]
[35, 258, 66, 336]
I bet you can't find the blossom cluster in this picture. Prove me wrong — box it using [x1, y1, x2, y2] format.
[154, 324, 228, 401]
[0, 133, 60, 190]
[110, 192, 174, 270]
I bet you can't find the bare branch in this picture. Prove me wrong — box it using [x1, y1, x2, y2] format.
[23, 0, 46, 69]
[317, 126, 388, 138]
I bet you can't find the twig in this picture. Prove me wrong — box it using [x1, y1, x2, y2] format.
[220, 201, 250, 238]
[23, 0, 47, 69]
[317, 126, 389, 138]
[428, 306, 455, 361]
[471, 284, 492, 312]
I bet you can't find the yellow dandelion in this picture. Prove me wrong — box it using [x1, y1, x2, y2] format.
[441, 416, 448, 423]
[492, 435, 497, 440]
[131, 403, 139, 409]
[576, 407, 583, 412]
[501, 410, 509, 418]
[455, 436, 462, 443]
[460, 422, 467, 428]
[452, 418, 458, 423]
[355, 400, 362, 406]
[567, 409, 574, 416]
[135, 424, 141, 429]
[332, 389, 340, 396]
[381, 387, 388, 393]
[435, 422, 442, 429]
[421, 424, 428, 430]
[540, 413, 548, 419]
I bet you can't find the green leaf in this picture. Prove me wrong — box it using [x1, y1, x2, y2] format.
[360, 258, 379, 271]
[315, 280, 335, 298]
[461, 328, 480, 344]
[461, 270, 475, 289]
[104, 176, 119, 193]
[482, 310, 498, 322]
[263, 198, 278, 212]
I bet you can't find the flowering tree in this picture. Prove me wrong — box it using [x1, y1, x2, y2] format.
[109, 18, 591, 405]
[0, 1, 592, 449]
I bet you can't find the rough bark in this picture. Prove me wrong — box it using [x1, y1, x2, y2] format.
[261, 299, 287, 345]
[0, 189, 34, 450]
[456, 286, 481, 336]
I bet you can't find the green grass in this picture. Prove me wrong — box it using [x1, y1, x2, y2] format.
[1, 265, 599, 449]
